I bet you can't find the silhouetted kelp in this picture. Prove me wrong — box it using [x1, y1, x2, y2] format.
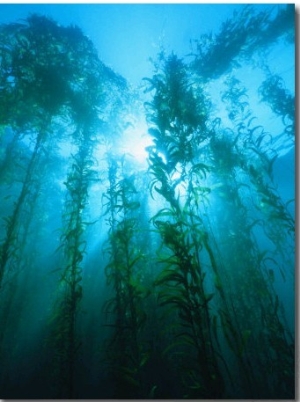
[0, 6, 295, 399]
[191, 5, 294, 81]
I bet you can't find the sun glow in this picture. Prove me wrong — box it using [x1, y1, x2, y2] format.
[118, 119, 153, 166]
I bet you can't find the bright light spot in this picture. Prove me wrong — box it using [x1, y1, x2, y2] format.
[118, 119, 153, 166]
[157, 151, 167, 166]
[171, 170, 182, 181]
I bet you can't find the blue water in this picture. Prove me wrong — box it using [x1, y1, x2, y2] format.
[0, 4, 295, 399]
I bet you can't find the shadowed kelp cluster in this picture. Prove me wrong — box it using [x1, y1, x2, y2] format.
[0, 5, 295, 399]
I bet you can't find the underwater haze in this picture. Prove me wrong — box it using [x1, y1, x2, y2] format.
[0, 3, 295, 399]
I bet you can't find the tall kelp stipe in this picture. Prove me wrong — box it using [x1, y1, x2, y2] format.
[0, 16, 85, 392]
[186, 5, 294, 397]
[46, 23, 130, 397]
[143, 5, 294, 397]
[49, 140, 97, 398]
[205, 76, 294, 397]
[0, 16, 62, 291]
[0, 4, 294, 399]
[102, 154, 152, 398]
[49, 77, 97, 401]
[144, 53, 226, 398]
[0, 14, 133, 397]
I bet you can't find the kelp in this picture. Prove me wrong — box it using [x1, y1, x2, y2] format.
[0, 6, 294, 399]
[206, 71, 295, 398]
[145, 54, 226, 398]
[0, 13, 129, 398]
[102, 155, 150, 398]
[259, 73, 295, 135]
[50, 138, 96, 398]
[191, 5, 294, 81]
[143, 32, 294, 397]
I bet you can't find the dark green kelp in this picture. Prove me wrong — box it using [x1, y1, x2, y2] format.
[0, 5, 295, 399]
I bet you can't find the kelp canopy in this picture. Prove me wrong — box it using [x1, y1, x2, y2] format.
[0, 5, 295, 399]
